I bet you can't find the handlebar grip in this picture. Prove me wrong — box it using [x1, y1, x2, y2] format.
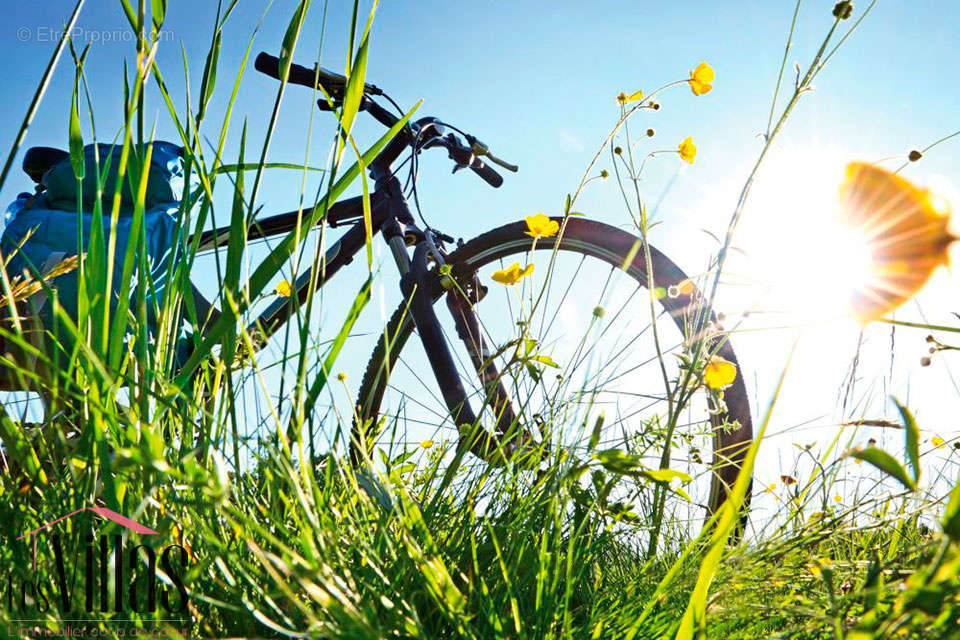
[254, 52, 326, 90]
[471, 160, 503, 188]
[255, 51, 383, 98]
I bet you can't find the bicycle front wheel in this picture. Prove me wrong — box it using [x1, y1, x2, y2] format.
[355, 217, 752, 526]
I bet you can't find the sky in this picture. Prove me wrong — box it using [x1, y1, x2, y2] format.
[1, 1, 958, 519]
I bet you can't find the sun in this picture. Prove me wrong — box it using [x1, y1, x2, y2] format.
[737, 147, 875, 325]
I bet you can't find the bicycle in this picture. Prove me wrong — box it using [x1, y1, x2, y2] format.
[18, 51, 754, 521]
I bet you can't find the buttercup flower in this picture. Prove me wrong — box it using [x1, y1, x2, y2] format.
[276, 280, 293, 297]
[678, 137, 697, 164]
[932, 436, 945, 448]
[617, 90, 644, 105]
[421, 440, 434, 449]
[838, 162, 955, 323]
[689, 62, 714, 96]
[492, 262, 534, 285]
[525, 213, 560, 239]
[703, 355, 737, 390]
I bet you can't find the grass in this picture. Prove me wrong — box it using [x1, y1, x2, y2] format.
[0, 1, 958, 638]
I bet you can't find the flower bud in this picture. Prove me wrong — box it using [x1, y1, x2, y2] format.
[646, 128, 655, 137]
[614, 146, 623, 155]
[600, 169, 609, 179]
[832, 1, 853, 19]
[921, 356, 931, 367]
[908, 149, 923, 162]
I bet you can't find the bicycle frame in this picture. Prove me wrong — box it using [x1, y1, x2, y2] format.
[191, 113, 506, 445]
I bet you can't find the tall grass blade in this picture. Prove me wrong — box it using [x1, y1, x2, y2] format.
[0, 0, 85, 194]
[298, 276, 372, 443]
[893, 397, 921, 486]
[846, 446, 917, 492]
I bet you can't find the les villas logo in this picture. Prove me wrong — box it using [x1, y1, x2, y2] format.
[6, 506, 189, 617]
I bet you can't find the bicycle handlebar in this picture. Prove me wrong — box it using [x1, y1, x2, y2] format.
[254, 51, 512, 188]
[254, 52, 383, 97]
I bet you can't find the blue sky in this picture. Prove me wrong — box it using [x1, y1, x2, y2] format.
[2, 1, 959, 505]
[4, 0, 957, 242]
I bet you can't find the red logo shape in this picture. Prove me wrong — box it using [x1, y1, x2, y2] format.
[18, 507, 159, 570]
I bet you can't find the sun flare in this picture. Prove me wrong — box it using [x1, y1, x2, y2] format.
[739, 149, 877, 324]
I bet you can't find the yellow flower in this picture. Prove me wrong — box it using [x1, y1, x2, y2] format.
[932, 436, 945, 448]
[689, 62, 714, 96]
[838, 162, 955, 323]
[703, 355, 737, 390]
[336, 372, 346, 382]
[525, 213, 559, 238]
[678, 137, 697, 164]
[276, 279, 293, 297]
[492, 262, 534, 285]
[765, 483, 777, 493]
[617, 90, 644, 105]
[420, 440, 434, 449]
[834, 495, 843, 503]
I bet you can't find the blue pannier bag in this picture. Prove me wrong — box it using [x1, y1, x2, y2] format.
[1, 141, 186, 328]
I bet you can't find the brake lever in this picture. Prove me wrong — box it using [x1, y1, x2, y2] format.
[484, 151, 519, 173]
[466, 135, 519, 173]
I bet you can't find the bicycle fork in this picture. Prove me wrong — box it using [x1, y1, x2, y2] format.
[388, 229, 524, 464]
